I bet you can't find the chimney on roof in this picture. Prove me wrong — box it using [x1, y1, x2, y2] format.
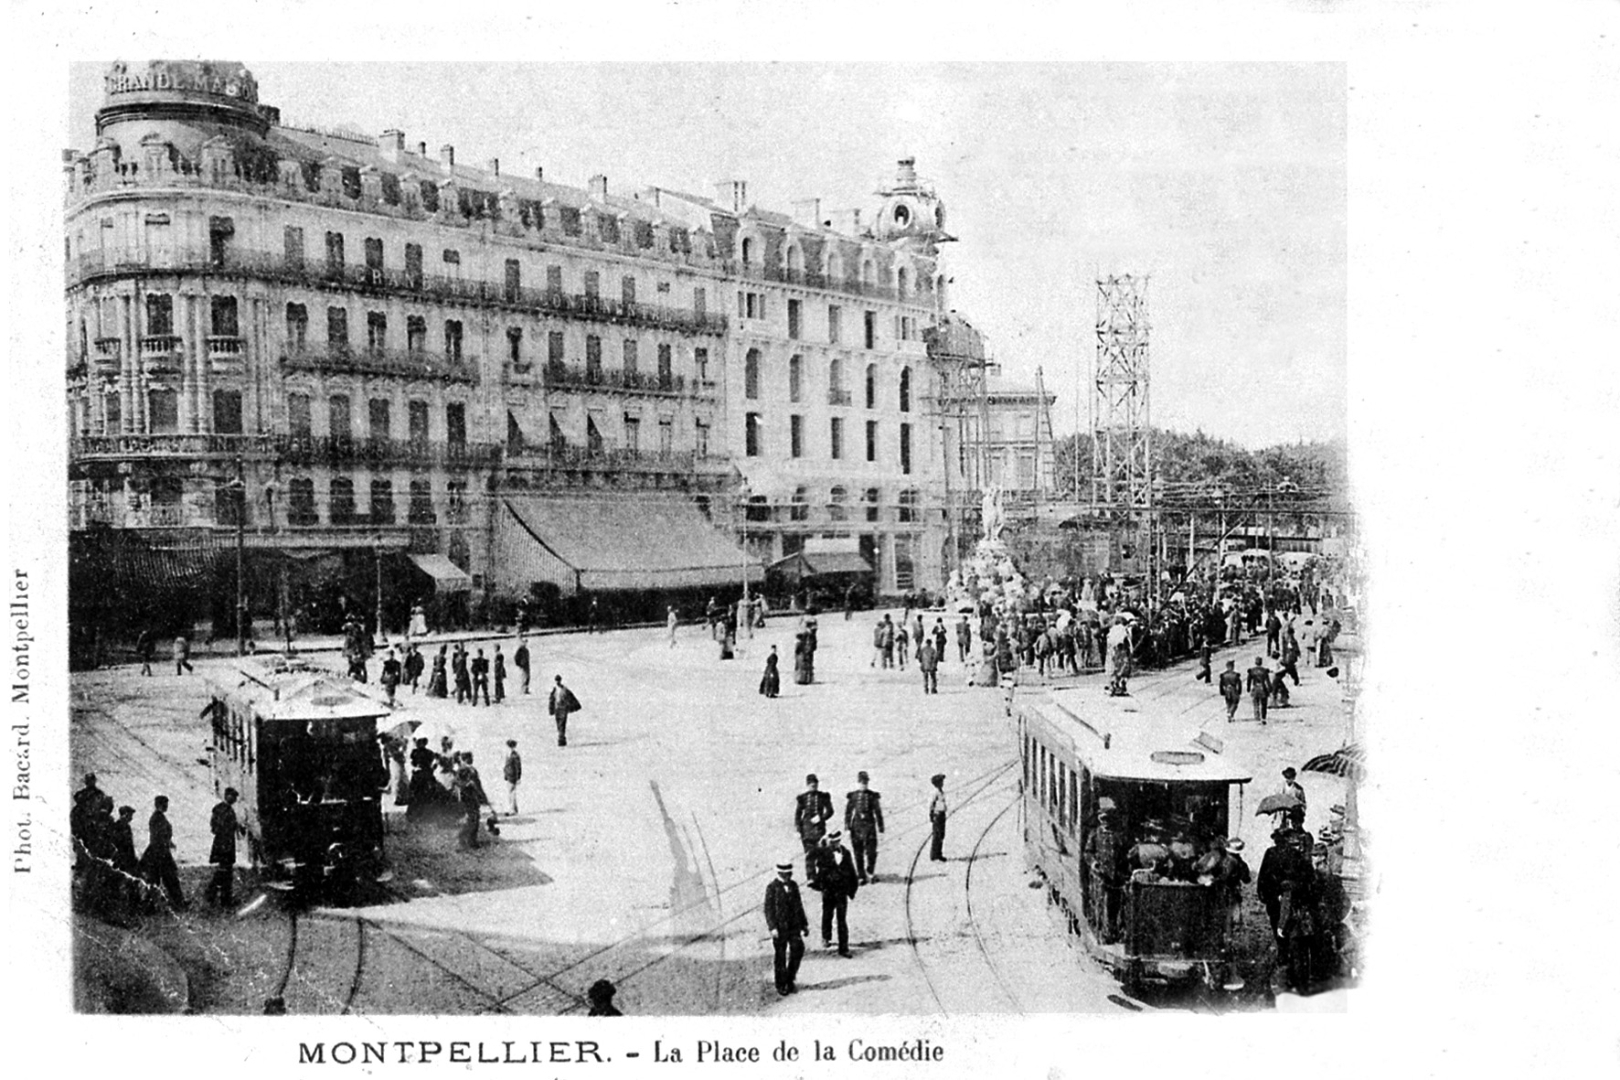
[792, 197, 822, 229]
[417, 141, 428, 157]
[487, 158, 500, 176]
[896, 157, 918, 185]
[439, 144, 455, 170]
[534, 165, 544, 183]
[715, 179, 747, 214]
[588, 174, 608, 199]
[379, 130, 405, 162]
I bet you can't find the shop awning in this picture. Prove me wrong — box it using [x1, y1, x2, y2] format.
[409, 553, 473, 591]
[769, 550, 873, 582]
[495, 495, 763, 595]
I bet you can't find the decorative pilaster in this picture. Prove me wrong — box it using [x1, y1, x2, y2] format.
[119, 293, 136, 432]
[179, 293, 197, 433]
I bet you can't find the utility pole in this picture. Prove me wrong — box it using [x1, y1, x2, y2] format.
[234, 453, 247, 658]
[374, 532, 386, 648]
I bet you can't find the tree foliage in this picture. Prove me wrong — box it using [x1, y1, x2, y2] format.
[1050, 428, 1346, 500]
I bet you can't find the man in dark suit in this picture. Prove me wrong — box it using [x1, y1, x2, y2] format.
[548, 675, 581, 747]
[794, 774, 834, 884]
[844, 771, 885, 884]
[139, 795, 186, 909]
[813, 831, 860, 956]
[513, 638, 531, 694]
[205, 787, 245, 907]
[917, 638, 939, 694]
[763, 861, 809, 996]
[1245, 657, 1271, 724]
[1218, 660, 1244, 721]
[470, 648, 491, 705]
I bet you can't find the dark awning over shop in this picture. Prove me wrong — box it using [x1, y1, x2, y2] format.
[409, 553, 473, 592]
[494, 495, 763, 595]
[768, 550, 873, 584]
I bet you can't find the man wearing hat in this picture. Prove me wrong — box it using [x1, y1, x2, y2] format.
[205, 787, 245, 908]
[1245, 656, 1271, 724]
[586, 979, 622, 1016]
[1218, 660, 1243, 721]
[763, 861, 810, 996]
[927, 774, 948, 862]
[1085, 804, 1127, 942]
[794, 774, 834, 884]
[844, 771, 885, 885]
[813, 830, 860, 956]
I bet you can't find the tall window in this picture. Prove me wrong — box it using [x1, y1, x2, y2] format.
[406, 315, 426, 354]
[288, 393, 312, 436]
[586, 415, 604, 455]
[900, 422, 912, 475]
[829, 486, 848, 522]
[695, 420, 710, 457]
[898, 489, 919, 523]
[407, 399, 430, 444]
[209, 216, 233, 267]
[865, 364, 877, 409]
[328, 395, 352, 442]
[327, 306, 349, 352]
[285, 303, 308, 352]
[324, 231, 345, 277]
[866, 420, 878, 463]
[865, 487, 881, 522]
[367, 311, 387, 352]
[547, 265, 563, 296]
[829, 357, 847, 404]
[284, 225, 305, 268]
[791, 486, 810, 522]
[213, 390, 242, 434]
[693, 287, 707, 318]
[408, 479, 435, 524]
[624, 414, 641, 453]
[695, 347, 709, 383]
[445, 402, 466, 447]
[864, 310, 877, 349]
[829, 417, 845, 460]
[658, 419, 673, 455]
[899, 367, 912, 412]
[369, 398, 391, 441]
[788, 354, 803, 403]
[364, 236, 384, 272]
[288, 478, 317, 526]
[446, 479, 467, 523]
[745, 413, 763, 457]
[504, 259, 521, 302]
[329, 476, 356, 525]
[744, 348, 761, 400]
[657, 344, 673, 390]
[508, 327, 524, 367]
[148, 390, 178, 433]
[210, 295, 239, 337]
[789, 415, 804, 458]
[145, 293, 173, 336]
[370, 478, 395, 525]
[586, 335, 602, 382]
[549, 331, 565, 366]
[828, 305, 841, 344]
[584, 271, 601, 302]
[621, 276, 636, 306]
[443, 320, 463, 362]
[787, 299, 801, 340]
[404, 242, 423, 288]
[622, 339, 638, 379]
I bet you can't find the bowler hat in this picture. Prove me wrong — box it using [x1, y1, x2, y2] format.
[857, 770, 869, 782]
[806, 773, 818, 784]
[931, 773, 946, 786]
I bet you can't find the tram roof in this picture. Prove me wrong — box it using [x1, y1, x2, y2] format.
[214, 659, 393, 723]
[1021, 688, 1253, 785]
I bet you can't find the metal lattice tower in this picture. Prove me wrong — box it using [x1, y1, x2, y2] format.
[1091, 274, 1152, 509]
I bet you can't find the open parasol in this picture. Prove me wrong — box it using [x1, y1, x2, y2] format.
[1301, 744, 1366, 782]
[1254, 792, 1303, 816]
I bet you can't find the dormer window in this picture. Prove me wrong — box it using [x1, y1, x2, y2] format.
[893, 204, 911, 228]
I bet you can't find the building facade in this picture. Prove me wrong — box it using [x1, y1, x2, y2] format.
[65, 60, 956, 640]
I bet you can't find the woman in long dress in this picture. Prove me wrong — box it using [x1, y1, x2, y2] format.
[793, 631, 814, 685]
[759, 646, 781, 698]
[428, 646, 449, 697]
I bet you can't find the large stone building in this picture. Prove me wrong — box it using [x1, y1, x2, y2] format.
[64, 60, 954, 643]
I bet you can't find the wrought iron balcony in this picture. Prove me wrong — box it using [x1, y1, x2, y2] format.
[281, 345, 479, 385]
[70, 433, 275, 461]
[273, 434, 501, 467]
[504, 443, 731, 476]
[542, 360, 706, 398]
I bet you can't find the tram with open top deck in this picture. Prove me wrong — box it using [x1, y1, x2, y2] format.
[205, 657, 391, 892]
[1018, 686, 1252, 990]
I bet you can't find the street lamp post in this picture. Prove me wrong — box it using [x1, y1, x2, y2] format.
[233, 454, 247, 658]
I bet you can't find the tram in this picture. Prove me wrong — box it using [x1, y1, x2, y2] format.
[1018, 687, 1252, 990]
[205, 657, 391, 892]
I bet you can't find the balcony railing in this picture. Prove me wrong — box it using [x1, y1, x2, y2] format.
[93, 338, 121, 360]
[725, 261, 906, 304]
[281, 346, 479, 385]
[274, 434, 501, 467]
[505, 444, 731, 475]
[207, 335, 244, 355]
[70, 433, 275, 460]
[139, 334, 181, 354]
[542, 360, 706, 398]
[69, 248, 729, 336]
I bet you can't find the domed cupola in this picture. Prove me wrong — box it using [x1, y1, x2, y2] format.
[871, 157, 953, 254]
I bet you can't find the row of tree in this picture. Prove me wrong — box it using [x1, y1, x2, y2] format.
[1049, 429, 1348, 502]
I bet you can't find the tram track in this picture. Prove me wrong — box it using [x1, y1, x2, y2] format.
[962, 796, 1024, 1013]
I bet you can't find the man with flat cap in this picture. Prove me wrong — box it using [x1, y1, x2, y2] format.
[844, 771, 885, 885]
[794, 774, 834, 885]
[763, 860, 810, 996]
[927, 774, 948, 862]
[813, 830, 860, 956]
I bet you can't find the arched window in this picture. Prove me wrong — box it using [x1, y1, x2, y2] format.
[828, 486, 849, 522]
[864, 487, 881, 523]
[829, 357, 847, 405]
[862, 259, 875, 285]
[865, 364, 877, 409]
[896, 266, 909, 297]
[786, 244, 802, 275]
[745, 348, 761, 400]
[788, 354, 803, 403]
[827, 249, 843, 282]
[741, 236, 756, 266]
[791, 486, 809, 522]
[329, 476, 356, 525]
[899, 367, 912, 413]
[288, 477, 317, 526]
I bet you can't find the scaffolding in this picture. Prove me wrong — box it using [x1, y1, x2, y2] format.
[1091, 274, 1152, 510]
[924, 316, 995, 571]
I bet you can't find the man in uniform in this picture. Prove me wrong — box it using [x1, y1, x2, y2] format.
[844, 771, 885, 884]
[502, 740, 523, 816]
[139, 794, 186, 909]
[470, 648, 491, 705]
[493, 644, 507, 703]
[927, 774, 948, 862]
[917, 636, 939, 694]
[1218, 659, 1244, 721]
[763, 861, 810, 996]
[1246, 656, 1271, 724]
[956, 613, 973, 663]
[794, 774, 834, 883]
[813, 830, 860, 956]
[514, 638, 532, 694]
[1085, 806, 1128, 942]
[205, 787, 245, 908]
[548, 674, 581, 747]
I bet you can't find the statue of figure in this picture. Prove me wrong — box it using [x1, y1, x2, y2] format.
[981, 485, 1006, 542]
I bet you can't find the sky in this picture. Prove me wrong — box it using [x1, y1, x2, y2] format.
[68, 61, 1345, 449]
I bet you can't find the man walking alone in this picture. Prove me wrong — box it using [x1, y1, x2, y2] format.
[844, 771, 885, 885]
[764, 861, 809, 996]
[548, 674, 581, 747]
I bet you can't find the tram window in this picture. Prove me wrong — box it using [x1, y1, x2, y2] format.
[1070, 770, 1079, 835]
[1023, 735, 1030, 788]
[1038, 746, 1047, 807]
[1058, 762, 1068, 828]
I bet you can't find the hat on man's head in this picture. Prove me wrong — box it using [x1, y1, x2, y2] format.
[587, 979, 616, 1004]
[826, 830, 843, 843]
[775, 861, 794, 874]
[857, 770, 869, 782]
[931, 773, 946, 786]
[506, 739, 517, 748]
[806, 773, 818, 785]
[1282, 767, 1297, 778]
